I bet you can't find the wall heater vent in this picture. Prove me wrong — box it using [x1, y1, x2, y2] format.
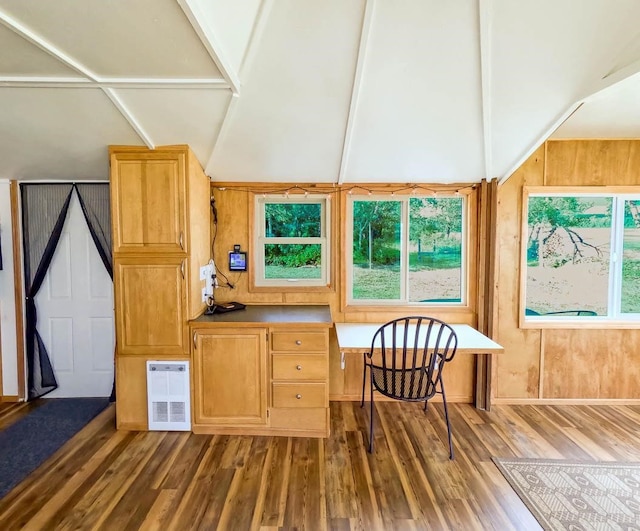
[146, 361, 191, 431]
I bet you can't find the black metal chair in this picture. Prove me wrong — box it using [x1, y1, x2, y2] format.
[361, 316, 458, 458]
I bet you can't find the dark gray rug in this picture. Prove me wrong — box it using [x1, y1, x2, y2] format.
[493, 457, 640, 531]
[0, 397, 109, 499]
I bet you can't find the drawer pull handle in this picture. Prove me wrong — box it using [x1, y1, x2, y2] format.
[296, 394, 302, 399]
[295, 340, 302, 345]
[296, 365, 302, 370]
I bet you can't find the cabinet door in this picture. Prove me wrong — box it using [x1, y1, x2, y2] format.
[110, 151, 186, 254]
[115, 356, 148, 430]
[193, 328, 268, 426]
[114, 257, 188, 355]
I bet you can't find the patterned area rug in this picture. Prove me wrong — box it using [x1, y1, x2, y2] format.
[492, 458, 640, 531]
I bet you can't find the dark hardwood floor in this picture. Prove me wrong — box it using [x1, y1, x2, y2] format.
[1, 400, 640, 530]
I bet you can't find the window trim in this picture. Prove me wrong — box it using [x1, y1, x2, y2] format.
[519, 186, 640, 329]
[250, 193, 332, 290]
[343, 191, 470, 309]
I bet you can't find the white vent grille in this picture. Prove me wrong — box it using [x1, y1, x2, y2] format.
[170, 401, 186, 422]
[146, 361, 191, 431]
[152, 401, 169, 423]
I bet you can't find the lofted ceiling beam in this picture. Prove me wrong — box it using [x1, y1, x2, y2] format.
[499, 55, 640, 186]
[205, 0, 274, 176]
[478, 0, 493, 181]
[498, 102, 583, 185]
[0, 8, 98, 80]
[337, 0, 375, 185]
[0, 76, 229, 89]
[582, 56, 640, 102]
[177, 0, 241, 95]
[0, 8, 162, 150]
[102, 88, 155, 148]
[499, 34, 640, 186]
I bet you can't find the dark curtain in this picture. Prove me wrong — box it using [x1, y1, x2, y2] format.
[74, 184, 114, 401]
[21, 184, 74, 399]
[75, 184, 112, 278]
[21, 183, 113, 401]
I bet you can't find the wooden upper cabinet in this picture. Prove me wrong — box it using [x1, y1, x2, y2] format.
[114, 256, 188, 356]
[110, 150, 187, 254]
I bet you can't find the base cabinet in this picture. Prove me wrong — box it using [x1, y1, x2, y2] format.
[189, 312, 331, 438]
[192, 328, 268, 427]
[115, 356, 149, 430]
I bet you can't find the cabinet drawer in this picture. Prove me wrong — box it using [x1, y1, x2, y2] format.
[272, 383, 327, 408]
[269, 408, 329, 434]
[271, 331, 328, 352]
[272, 355, 327, 380]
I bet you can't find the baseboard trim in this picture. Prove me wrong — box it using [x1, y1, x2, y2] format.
[491, 398, 640, 405]
[1, 395, 21, 403]
[329, 394, 473, 403]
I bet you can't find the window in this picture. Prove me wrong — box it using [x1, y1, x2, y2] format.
[346, 194, 466, 305]
[253, 195, 330, 288]
[522, 188, 640, 324]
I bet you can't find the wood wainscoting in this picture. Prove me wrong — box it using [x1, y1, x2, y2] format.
[495, 139, 640, 402]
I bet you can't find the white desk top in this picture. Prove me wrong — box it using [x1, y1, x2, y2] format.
[334, 323, 503, 353]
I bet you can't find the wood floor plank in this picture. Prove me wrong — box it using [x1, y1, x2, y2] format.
[54, 431, 166, 530]
[138, 489, 178, 531]
[167, 435, 232, 530]
[257, 436, 292, 528]
[325, 402, 358, 520]
[1, 401, 639, 529]
[216, 436, 270, 530]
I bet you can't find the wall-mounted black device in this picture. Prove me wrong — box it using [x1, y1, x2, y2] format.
[229, 244, 247, 272]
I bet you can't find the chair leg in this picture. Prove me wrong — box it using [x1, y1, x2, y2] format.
[440, 380, 454, 460]
[361, 362, 367, 408]
[368, 373, 374, 453]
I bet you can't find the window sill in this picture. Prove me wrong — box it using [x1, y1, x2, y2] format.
[250, 284, 334, 293]
[342, 303, 472, 314]
[520, 318, 640, 329]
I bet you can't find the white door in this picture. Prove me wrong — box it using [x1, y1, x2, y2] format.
[35, 192, 115, 397]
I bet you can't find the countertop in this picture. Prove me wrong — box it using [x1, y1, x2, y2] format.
[191, 304, 332, 325]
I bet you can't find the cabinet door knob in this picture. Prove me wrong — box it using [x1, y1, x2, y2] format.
[296, 365, 302, 371]
[296, 394, 302, 399]
[295, 340, 302, 345]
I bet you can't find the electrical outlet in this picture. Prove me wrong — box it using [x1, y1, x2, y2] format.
[199, 265, 208, 281]
[202, 287, 208, 302]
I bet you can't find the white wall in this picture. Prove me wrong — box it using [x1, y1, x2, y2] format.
[0, 180, 19, 397]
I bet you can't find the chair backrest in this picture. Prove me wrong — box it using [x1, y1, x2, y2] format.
[368, 316, 458, 401]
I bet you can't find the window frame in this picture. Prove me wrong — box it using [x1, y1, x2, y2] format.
[251, 193, 332, 290]
[520, 186, 640, 329]
[344, 191, 471, 309]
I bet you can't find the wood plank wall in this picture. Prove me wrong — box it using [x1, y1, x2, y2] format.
[494, 139, 640, 402]
[209, 184, 483, 403]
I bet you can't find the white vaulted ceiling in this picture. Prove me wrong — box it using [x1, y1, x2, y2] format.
[1, 0, 640, 184]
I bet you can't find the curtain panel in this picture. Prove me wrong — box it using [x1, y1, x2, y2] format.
[21, 183, 112, 400]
